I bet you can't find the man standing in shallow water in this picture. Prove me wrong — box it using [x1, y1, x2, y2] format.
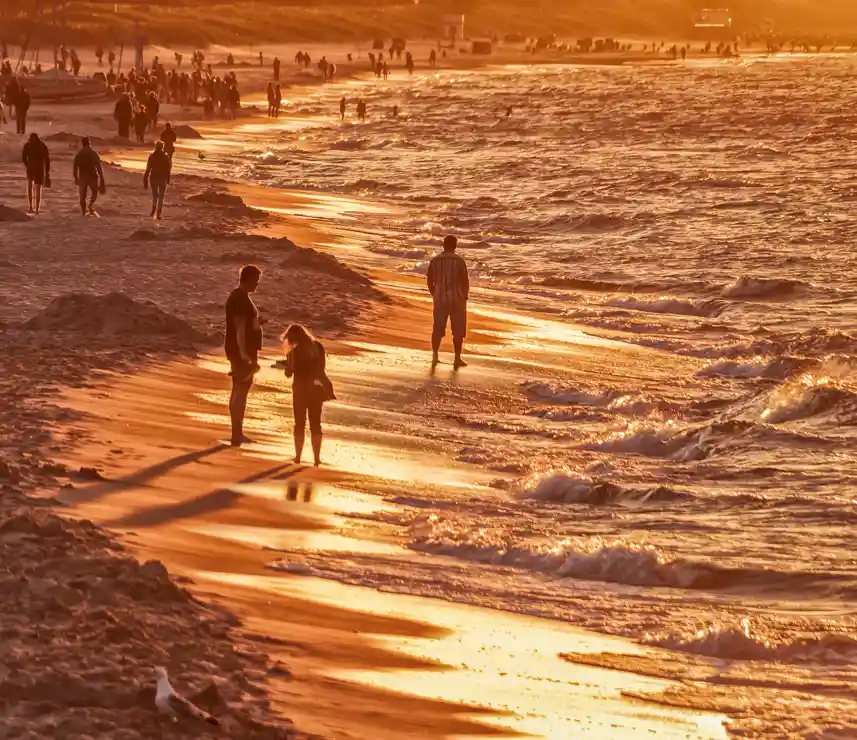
[427, 235, 470, 368]
[225, 265, 263, 446]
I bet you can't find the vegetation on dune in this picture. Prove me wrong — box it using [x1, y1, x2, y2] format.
[2, 0, 857, 48]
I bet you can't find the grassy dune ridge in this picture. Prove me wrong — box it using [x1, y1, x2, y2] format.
[2, 0, 857, 49]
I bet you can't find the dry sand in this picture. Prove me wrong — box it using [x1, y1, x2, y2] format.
[0, 51, 729, 739]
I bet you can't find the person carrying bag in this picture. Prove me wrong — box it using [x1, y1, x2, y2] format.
[282, 324, 335, 466]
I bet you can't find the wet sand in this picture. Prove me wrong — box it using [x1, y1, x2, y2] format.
[55, 344, 726, 739]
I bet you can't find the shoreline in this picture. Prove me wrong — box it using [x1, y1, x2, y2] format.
[0, 56, 730, 736]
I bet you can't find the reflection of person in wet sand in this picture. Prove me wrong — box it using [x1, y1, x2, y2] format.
[225, 265, 263, 447]
[286, 481, 314, 502]
[283, 324, 334, 467]
[427, 235, 470, 369]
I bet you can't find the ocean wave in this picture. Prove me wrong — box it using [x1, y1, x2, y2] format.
[583, 418, 834, 461]
[697, 355, 818, 380]
[517, 471, 694, 505]
[522, 380, 623, 407]
[761, 372, 857, 424]
[330, 137, 397, 151]
[721, 275, 812, 299]
[606, 296, 727, 318]
[408, 524, 842, 594]
[645, 618, 857, 663]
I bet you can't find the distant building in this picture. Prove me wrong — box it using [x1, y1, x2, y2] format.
[693, 8, 734, 38]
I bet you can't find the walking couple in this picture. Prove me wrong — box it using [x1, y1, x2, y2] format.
[225, 265, 334, 466]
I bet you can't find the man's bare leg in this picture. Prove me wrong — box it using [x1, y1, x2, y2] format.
[26, 179, 34, 213]
[229, 379, 252, 445]
[453, 336, 467, 368]
[33, 184, 42, 215]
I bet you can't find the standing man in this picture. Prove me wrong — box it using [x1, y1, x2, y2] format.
[225, 265, 263, 446]
[14, 84, 30, 134]
[72, 136, 106, 216]
[143, 141, 171, 219]
[21, 132, 50, 215]
[272, 56, 280, 82]
[339, 96, 346, 120]
[427, 235, 469, 368]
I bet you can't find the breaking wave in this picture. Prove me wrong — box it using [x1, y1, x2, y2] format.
[606, 296, 728, 318]
[721, 276, 812, 299]
[645, 618, 857, 663]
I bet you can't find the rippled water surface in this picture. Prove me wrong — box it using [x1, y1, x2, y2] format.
[224, 56, 857, 737]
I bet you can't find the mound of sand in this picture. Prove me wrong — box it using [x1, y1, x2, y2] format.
[23, 292, 207, 342]
[280, 247, 374, 287]
[172, 124, 204, 139]
[0, 492, 305, 739]
[0, 204, 31, 222]
[220, 252, 269, 264]
[187, 190, 250, 208]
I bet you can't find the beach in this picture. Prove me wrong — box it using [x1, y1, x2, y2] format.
[3, 40, 857, 739]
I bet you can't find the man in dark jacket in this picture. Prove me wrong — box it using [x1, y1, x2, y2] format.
[113, 93, 132, 138]
[143, 141, 171, 219]
[21, 132, 49, 214]
[72, 136, 105, 215]
[15, 85, 30, 134]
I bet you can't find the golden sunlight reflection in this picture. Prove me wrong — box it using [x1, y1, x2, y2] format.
[200, 573, 727, 740]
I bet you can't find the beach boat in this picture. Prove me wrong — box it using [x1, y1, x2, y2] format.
[14, 68, 108, 101]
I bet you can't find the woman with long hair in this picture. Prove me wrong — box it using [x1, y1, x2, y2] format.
[282, 324, 334, 466]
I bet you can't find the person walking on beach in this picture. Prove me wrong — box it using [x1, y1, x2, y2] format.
[114, 93, 133, 138]
[225, 265, 263, 446]
[14, 84, 30, 134]
[356, 99, 366, 121]
[283, 324, 333, 466]
[427, 235, 470, 368]
[272, 56, 280, 82]
[21, 133, 50, 215]
[267, 82, 276, 117]
[274, 84, 282, 117]
[72, 136, 105, 216]
[143, 141, 171, 219]
[160, 122, 177, 163]
[339, 96, 346, 120]
[134, 104, 149, 143]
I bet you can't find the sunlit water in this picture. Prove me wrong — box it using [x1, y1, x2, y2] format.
[190, 57, 857, 736]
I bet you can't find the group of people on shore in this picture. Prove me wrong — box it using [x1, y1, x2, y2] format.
[19, 128, 175, 219]
[225, 235, 470, 462]
[109, 63, 242, 132]
[0, 74, 31, 134]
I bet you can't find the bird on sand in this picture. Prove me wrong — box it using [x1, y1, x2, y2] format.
[153, 666, 220, 725]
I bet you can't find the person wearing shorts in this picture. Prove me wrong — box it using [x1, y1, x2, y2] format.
[427, 234, 470, 368]
[224, 265, 263, 446]
[21, 132, 49, 215]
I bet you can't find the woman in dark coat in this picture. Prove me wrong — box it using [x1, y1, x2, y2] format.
[283, 324, 334, 466]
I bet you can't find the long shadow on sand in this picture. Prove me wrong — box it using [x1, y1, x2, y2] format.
[62, 444, 231, 505]
[104, 462, 307, 529]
